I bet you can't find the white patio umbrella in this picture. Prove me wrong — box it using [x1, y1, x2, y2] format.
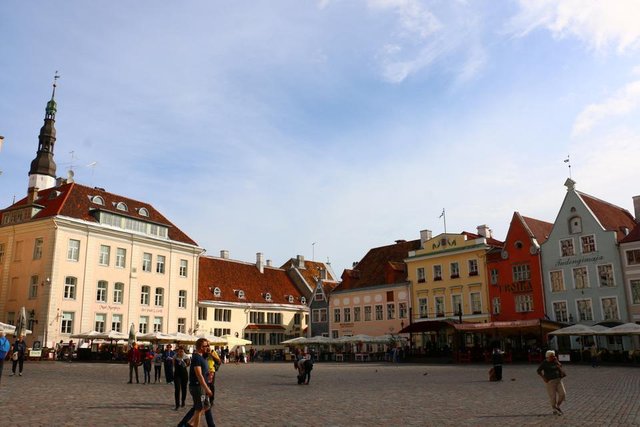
[220, 334, 252, 347]
[281, 336, 308, 345]
[138, 331, 174, 343]
[166, 332, 200, 344]
[70, 330, 109, 340]
[13, 307, 27, 338]
[128, 323, 136, 346]
[549, 324, 598, 336]
[601, 323, 640, 335]
[0, 322, 32, 336]
[305, 336, 336, 345]
[104, 330, 128, 341]
[197, 334, 227, 346]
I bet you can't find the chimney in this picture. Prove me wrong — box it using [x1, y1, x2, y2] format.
[420, 229, 432, 247]
[27, 187, 39, 204]
[296, 254, 305, 269]
[633, 195, 640, 222]
[477, 225, 492, 238]
[257, 252, 265, 273]
[266, 259, 272, 267]
[220, 250, 229, 259]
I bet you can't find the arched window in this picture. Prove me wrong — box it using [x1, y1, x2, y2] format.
[288, 295, 294, 303]
[213, 287, 221, 297]
[92, 196, 105, 205]
[138, 207, 149, 217]
[301, 296, 307, 304]
[237, 290, 245, 299]
[265, 292, 272, 301]
[116, 202, 128, 212]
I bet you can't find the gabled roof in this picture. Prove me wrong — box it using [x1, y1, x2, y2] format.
[280, 258, 339, 287]
[199, 255, 305, 305]
[0, 182, 197, 245]
[520, 214, 553, 244]
[577, 191, 636, 242]
[337, 239, 421, 291]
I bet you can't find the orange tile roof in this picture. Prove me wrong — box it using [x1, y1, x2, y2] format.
[521, 214, 553, 243]
[621, 223, 640, 243]
[461, 231, 503, 247]
[577, 191, 636, 242]
[198, 256, 305, 304]
[280, 259, 338, 284]
[0, 182, 197, 245]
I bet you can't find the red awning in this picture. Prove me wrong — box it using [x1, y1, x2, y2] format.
[244, 324, 286, 330]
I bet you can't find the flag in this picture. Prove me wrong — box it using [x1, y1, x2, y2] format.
[439, 209, 445, 219]
[564, 156, 570, 163]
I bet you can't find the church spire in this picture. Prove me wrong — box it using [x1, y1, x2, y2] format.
[28, 72, 60, 192]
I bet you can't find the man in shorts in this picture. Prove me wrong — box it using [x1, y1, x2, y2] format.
[187, 338, 213, 427]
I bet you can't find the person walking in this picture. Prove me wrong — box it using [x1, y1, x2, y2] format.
[142, 347, 152, 384]
[0, 331, 11, 385]
[153, 346, 163, 383]
[177, 338, 213, 427]
[10, 335, 27, 376]
[164, 344, 176, 385]
[127, 342, 141, 384]
[491, 347, 504, 381]
[302, 357, 314, 385]
[537, 350, 567, 415]
[173, 346, 189, 410]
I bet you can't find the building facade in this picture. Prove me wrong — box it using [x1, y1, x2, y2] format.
[620, 197, 640, 324]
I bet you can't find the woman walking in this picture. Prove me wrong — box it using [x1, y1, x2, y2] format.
[173, 346, 189, 410]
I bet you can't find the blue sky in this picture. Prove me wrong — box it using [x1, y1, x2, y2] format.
[1, 1, 640, 275]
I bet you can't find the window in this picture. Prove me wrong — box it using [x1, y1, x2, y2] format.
[515, 294, 533, 312]
[553, 301, 568, 322]
[288, 295, 294, 303]
[198, 307, 208, 321]
[156, 255, 165, 274]
[581, 235, 596, 253]
[550, 270, 565, 292]
[601, 297, 619, 321]
[492, 297, 501, 315]
[627, 249, 640, 265]
[116, 202, 128, 211]
[470, 292, 482, 314]
[490, 269, 498, 285]
[314, 290, 324, 301]
[354, 306, 362, 322]
[597, 264, 614, 287]
[13, 240, 22, 261]
[61, 312, 74, 334]
[213, 287, 221, 297]
[29, 275, 38, 299]
[237, 290, 245, 299]
[140, 286, 150, 305]
[418, 298, 428, 318]
[399, 302, 408, 319]
[433, 265, 442, 280]
[265, 292, 272, 302]
[312, 309, 322, 323]
[294, 313, 301, 325]
[630, 280, 640, 304]
[138, 207, 149, 217]
[153, 317, 163, 333]
[269, 333, 284, 346]
[33, 238, 43, 260]
[0, 243, 4, 262]
[95, 313, 106, 333]
[142, 253, 152, 272]
[344, 307, 351, 322]
[375, 305, 383, 320]
[560, 238, 575, 257]
[417, 267, 426, 283]
[179, 259, 188, 277]
[468, 259, 479, 276]
[177, 318, 186, 333]
[96, 280, 108, 302]
[452, 294, 462, 315]
[312, 308, 327, 323]
[113, 282, 124, 304]
[67, 239, 80, 261]
[450, 262, 460, 278]
[91, 195, 104, 205]
[154, 288, 164, 306]
[577, 299, 593, 321]
[139, 316, 149, 334]
[112, 314, 122, 332]
[99, 245, 110, 266]
[435, 296, 445, 317]
[214, 309, 231, 322]
[64, 277, 77, 299]
[116, 248, 126, 268]
[334, 308, 341, 323]
[569, 216, 582, 234]
[178, 290, 187, 308]
[301, 296, 307, 304]
[364, 306, 372, 321]
[512, 264, 531, 282]
[214, 328, 231, 336]
[573, 267, 589, 289]
[386, 303, 395, 320]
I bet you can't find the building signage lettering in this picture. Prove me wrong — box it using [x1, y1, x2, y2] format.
[432, 239, 457, 250]
[500, 281, 533, 293]
[98, 304, 123, 312]
[141, 307, 163, 314]
[554, 255, 604, 268]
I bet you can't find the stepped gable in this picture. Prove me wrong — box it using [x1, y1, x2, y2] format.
[521, 215, 553, 244]
[577, 191, 636, 241]
[199, 256, 304, 304]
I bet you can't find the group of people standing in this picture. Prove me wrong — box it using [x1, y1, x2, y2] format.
[127, 342, 178, 385]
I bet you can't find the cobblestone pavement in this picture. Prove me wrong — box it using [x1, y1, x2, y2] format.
[0, 360, 639, 426]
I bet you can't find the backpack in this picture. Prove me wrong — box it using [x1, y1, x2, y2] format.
[0, 337, 10, 359]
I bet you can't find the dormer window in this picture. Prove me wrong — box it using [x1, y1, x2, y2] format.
[237, 290, 245, 299]
[301, 296, 307, 304]
[265, 292, 272, 301]
[213, 287, 221, 297]
[91, 196, 105, 205]
[116, 202, 128, 212]
[138, 207, 149, 217]
[288, 295, 294, 303]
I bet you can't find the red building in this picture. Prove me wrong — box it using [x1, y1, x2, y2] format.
[487, 212, 553, 322]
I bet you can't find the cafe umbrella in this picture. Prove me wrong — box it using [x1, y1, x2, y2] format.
[13, 306, 28, 338]
[128, 323, 136, 346]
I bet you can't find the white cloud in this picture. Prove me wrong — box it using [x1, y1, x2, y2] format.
[572, 80, 640, 136]
[509, 0, 640, 53]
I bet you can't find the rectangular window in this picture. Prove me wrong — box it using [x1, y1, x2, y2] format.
[178, 290, 187, 308]
[314, 291, 324, 301]
[344, 307, 351, 322]
[450, 262, 460, 278]
[177, 318, 186, 333]
[179, 259, 188, 277]
[386, 303, 395, 320]
[312, 309, 321, 323]
[581, 235, 596, 253]
[417, 267, 426, 283]
[99, 245, 110, 266]
[470, 292, 482, 314]
[433, 265, 442, 280]
[364, 306, 372, 321]
[142, 253, 152, 272]
[515, 294, 534, 312]
[597, 264, 614, 287]
[334, 308, 341, 323]
[96, 280, 108, 302]
[29, 275, 39, 299]
[215, 308, 232, 322]
[61, 312, 74, 334]
[156, 255, 166, 274]
[214, 328, 231, 337]
[490, 269, 499, 285]
[375, 304, 383, 320]
[116, 248, 126, 268]
[139, 316, 149, 334]
[354, 306, 361, 322]
[153, 317, 163, 333]
[577, 299, 593, 322]
[468, 259, 479, 276]
[601, 297, 619, 321]
[560, 238, 575, 257]
[113, 282, 124, 304]
[95, 313, 106, 333]
[67, 239, 80, 261]
[0, 243, 4, 263]
[553, 301, 568, 322]
[573, 266, 589, 289]
[112, 314, 122, 332]
[435, 296, 445, 317]
[550, 270, 565, 292]
[33, 238, 43, 260]
[512, 264, 531, 282]
[140, 286, 150, 305]
[13, 240, 23, 261]
[631, 279, 640, 304]
[399, 302, 408, 319]
[386, 291, 394, 302]
[452, 294, 462, 315]
[627, 249, 640, 265]
[64, 277, 77, 299]
[294, 313, 301, 325]
[492, 297, 501, 315]
[154, 288, 164, 306]
[419, 298, 428, 318]
[198, 307, 208, 321]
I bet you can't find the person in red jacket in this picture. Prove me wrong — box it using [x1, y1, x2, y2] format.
[127, 342, 141, 384]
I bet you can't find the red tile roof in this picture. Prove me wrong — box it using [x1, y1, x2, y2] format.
[280, 259, 338, 285]
[520, 214, 553, 244]
[0, 182, 197, 245]
[621, 223, 640, 243]
[198, 256, 305, 304]
[461, 231, 504, 247]
[577, 191, 636, 242]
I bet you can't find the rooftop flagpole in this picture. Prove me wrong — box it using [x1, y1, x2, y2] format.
[439, 208, 447, 234]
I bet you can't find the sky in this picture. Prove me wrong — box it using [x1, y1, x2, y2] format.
[1, 1, 640, 276]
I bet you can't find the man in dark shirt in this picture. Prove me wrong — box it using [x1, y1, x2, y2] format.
[536, 350, 566, 415]
[127, 342, 140, 384]
[186, 338, 213, 427]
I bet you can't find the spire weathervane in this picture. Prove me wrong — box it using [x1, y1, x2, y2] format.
[45, 71, 60, 119]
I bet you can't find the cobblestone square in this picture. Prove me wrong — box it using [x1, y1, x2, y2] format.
[1, 361, 639, 426]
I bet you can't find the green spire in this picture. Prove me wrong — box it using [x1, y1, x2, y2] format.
[45, 71, 60, 119]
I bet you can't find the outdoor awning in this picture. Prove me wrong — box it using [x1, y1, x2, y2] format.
[399, 319, 563, 335]
[399, 320, 456, 333]
[244, 324, 286, 330]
